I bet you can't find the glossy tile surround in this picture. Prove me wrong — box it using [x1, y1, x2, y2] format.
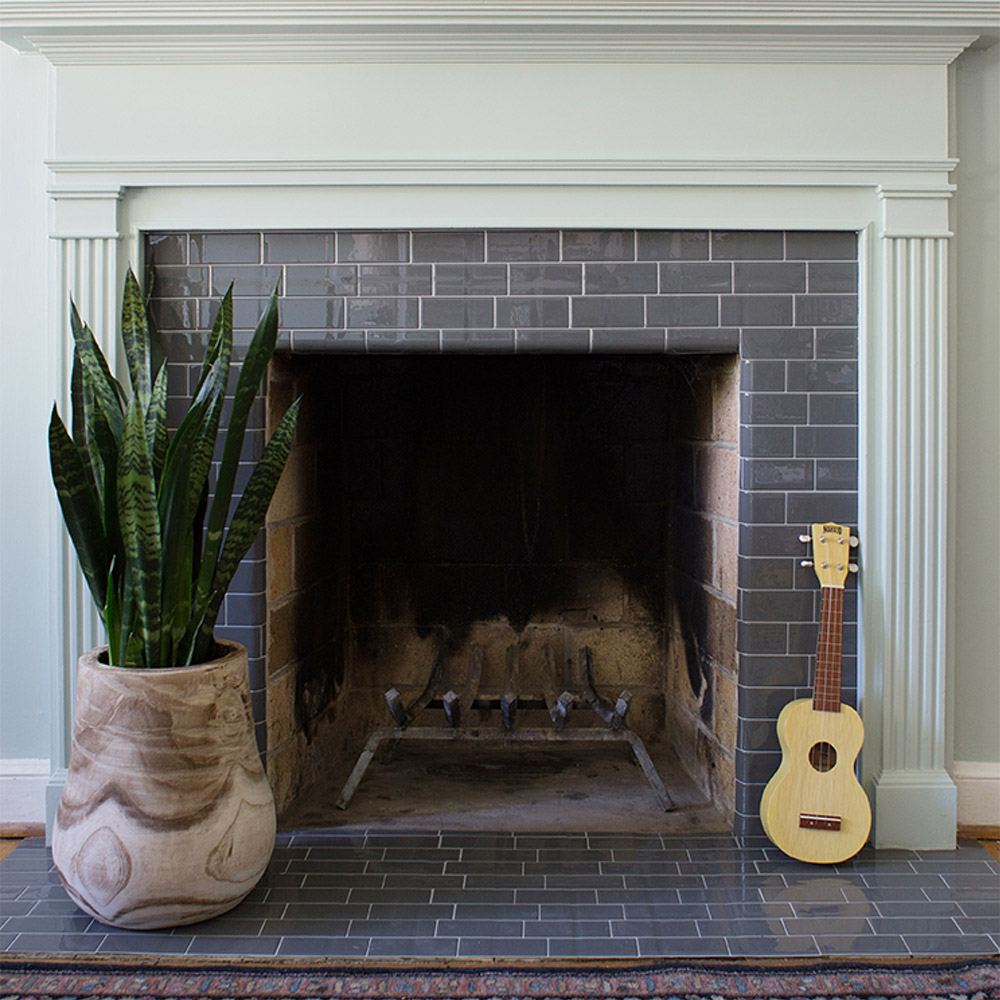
[2, 834, 996, 959]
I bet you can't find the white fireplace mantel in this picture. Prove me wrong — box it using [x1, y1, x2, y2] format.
[4, 0, 996, 848]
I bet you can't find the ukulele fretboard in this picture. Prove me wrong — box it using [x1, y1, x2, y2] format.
[813, 585, 844, 713]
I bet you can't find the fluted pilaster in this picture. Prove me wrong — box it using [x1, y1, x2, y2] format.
[865, 190, 956, 848]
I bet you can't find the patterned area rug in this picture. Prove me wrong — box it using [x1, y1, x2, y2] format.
[0, 955, 998, 999]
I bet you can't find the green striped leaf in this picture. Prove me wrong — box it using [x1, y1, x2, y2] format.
[194, 286, 233, 398]
[121, 268, 153, 406]
[70, 302, 126, 438]
[118, 396, 162, 666]
[194, 287, 275, 612]
[49, 405, 109, 609]
[189, 397, 299, 662]
[146, 362, 169, 484]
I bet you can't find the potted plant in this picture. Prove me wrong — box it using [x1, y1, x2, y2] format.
[47, 268, 299, 929]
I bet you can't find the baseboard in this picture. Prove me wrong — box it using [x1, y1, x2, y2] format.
[0, 758, 49, 826]
[954, 760, 1000, 828]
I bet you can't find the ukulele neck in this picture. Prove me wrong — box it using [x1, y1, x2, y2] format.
[813, 585, 844, 713]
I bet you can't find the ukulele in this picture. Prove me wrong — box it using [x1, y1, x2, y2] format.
[759, 522, 871, 864]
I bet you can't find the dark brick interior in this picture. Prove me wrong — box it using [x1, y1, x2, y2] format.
[145, 228, 859, 838]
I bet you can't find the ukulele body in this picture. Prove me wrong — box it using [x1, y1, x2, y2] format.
[760, 698, 872, 864]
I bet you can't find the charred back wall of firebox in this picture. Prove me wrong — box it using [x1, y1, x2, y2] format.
[265, 352, 738, 819]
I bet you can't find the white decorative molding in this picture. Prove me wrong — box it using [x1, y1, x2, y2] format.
[3, 2, 995, 64]
[954, 761, 1000, 828]
[867, 228, 956, 849]
[7, 31, 983, 65]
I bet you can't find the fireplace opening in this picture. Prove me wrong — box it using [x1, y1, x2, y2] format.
[265, 353, 738, 831]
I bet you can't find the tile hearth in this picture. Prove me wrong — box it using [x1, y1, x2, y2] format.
[2, 834, 997, 959]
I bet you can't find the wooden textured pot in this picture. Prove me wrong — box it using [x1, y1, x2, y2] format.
[51, 641, 276, 929]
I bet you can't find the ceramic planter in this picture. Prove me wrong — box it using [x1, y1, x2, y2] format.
[51, 641, 275, 929]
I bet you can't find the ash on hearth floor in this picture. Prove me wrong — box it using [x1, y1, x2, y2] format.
[1, 834, 997, 959]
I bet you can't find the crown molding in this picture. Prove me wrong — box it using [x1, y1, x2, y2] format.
[3, 2, 995, 65]
[45, 157, 960, 190]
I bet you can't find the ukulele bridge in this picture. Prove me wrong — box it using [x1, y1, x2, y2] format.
[799, 813, 842, 831]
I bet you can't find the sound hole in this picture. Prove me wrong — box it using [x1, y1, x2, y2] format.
[809, 741, 837, 772]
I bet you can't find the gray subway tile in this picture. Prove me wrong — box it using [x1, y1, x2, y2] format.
[4, 932, 103, 953]
[740, 359, 786, 391]
[358, 264, 431, 296]
[190, 232, 260, 264]
[592, 328, 666, 352]
[285, 265, 358, 296]
[638, 230, 709, 260]
[741, 426, 795, 457]
[452, 904, 539, 919]
[276, 297, 345, 329]
[434, 264, 508, 295]
[736, 621, 788, 653]
[712, 232, 783, 260]
[722, 295, 793, 326]
[904, 934, 999, 953]
[152, 300, 199, 332]
[727, 935, 819, 956]
[211, 265, 282, 297]
[737, 493, 787, 526]
[734, 262, 806, 293]
[338, 232, 409, 262]
[146, 232, 187, 264]
[263, 232, 334, 263]
[153, 266, 211, 297]
[738, 558, 796, 590]
[795, 295, 858, 326]
[787, 360, 858, 392]
[809, 394, 858, 425]
[413, 231, 484, 262]
[290, 330, 364, 353]
[496, 297, 568, 328]
[347, 297, 418, 329]
[665, 328, 739, 353]
[796, 425, 858, 458]
[816, 327, 858, 358]
[515, 329, 590, 353]
[786, 231, 857, 260]
[347, 918, 439, 937]
[647, 296, 719, 327]
[487, 230, 560, 261]
[525, 920, 611, 937]
[809, 262, 858, 293]
[741, 458, 814, 491]
[563, 231, 635, 260]
[365, 330, 440, 352]
[585, 262, 657, 294]
[740, 328, 813, 360]
[740, 590, 814, 623]
[421, 296, 493, 328]
[437, 919, 523, 936]
[571, 295, 644, 327]
[813, 934, 908, 954]
[741, 392, 809, 425]
[441, 330, 516, 352]
[509, 263, 582, 294]
[816, 459, 858, 490]
[660, 262, 731, 293]
[98, 935, 193, 954]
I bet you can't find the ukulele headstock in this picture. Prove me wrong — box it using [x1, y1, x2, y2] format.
[798, 522, 858, 588]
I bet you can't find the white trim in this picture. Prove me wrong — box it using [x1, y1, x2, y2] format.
[9, 31, 983, 65]
[872, 768, 958, 848]
[0, 758, 49, 826]
[954, 761, 1000, 828]
[3, 2, 994, 64]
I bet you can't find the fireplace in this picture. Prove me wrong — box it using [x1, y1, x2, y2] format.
[8, 0, 985, 849]
[144, 226, 859, 836]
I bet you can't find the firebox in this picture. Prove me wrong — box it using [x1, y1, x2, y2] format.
[146, 227, 859, 837]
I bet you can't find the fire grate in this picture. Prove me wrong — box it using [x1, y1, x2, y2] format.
[336, 643, 676, 811]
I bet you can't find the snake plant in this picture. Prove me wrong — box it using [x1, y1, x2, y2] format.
[48, 267, 299, 667]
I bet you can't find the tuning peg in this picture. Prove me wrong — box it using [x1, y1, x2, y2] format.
[849, 564, 859, 574]
[849, 536, 859, 548]
[799, 534, 811, 543]
[800, 560, 813, 568]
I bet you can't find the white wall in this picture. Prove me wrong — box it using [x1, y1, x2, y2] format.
[0, 45, 51, 769]
[952, 43, 1000, 827]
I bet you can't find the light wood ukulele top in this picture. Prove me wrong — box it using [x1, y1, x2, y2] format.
[759, 522, 871, 864]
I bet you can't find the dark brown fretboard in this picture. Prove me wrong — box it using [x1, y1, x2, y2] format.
[812, 586, 844, 713]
